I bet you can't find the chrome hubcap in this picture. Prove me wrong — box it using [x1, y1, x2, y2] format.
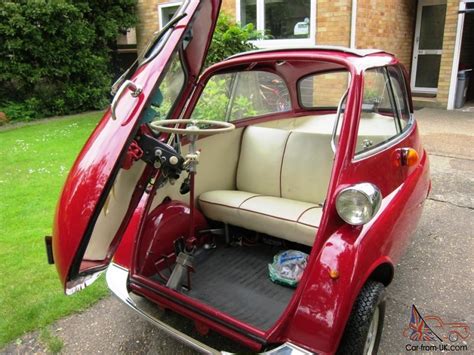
[364, 307, 380, 355]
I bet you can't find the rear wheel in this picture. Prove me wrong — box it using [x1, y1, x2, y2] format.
[337, 280, 386, 355]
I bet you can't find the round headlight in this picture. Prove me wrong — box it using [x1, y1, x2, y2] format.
[336, 183, 382, 225]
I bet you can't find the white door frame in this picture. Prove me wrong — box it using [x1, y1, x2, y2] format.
[410, 0, 447, 95]
[448, 0, 472, 109]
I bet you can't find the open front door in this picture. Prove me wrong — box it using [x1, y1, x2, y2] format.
[51, 0, 221, 294]
[410, 0, 447, 95]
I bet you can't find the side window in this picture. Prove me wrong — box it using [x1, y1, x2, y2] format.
[356, 68, 399, 155]
[388, 66, 411, 129]
[191, 71, 290, 122]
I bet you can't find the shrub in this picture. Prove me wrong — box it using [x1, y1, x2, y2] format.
[205, 13, 260, 67]
[0, 1, 137, 122]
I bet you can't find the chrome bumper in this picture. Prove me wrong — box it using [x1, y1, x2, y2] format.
[106, 263, 313, 355]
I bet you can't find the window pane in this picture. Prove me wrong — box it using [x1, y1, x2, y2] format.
[299, 71, 350, 108]
[356, 68, 398, 155]
[415, 55, 442, 88]
[388, 66, 410, 129]
[142, 52, 185, 123]
[265, 0, 311, 39]
[192, 71, 290, 121]
[240, 0, 257, 28]
[161, 5, 180, 27]
[419, 4, 446, 50]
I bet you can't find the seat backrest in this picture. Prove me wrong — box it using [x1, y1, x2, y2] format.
[237, 126, 334, 203]
[280, 132, 334, 204]
[236, 126, 290, 197]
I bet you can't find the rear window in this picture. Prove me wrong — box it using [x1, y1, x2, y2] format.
[191, 71, 291, 122]
[299, 71, 350, 109]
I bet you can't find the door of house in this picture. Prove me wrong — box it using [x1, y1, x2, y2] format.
[411, 0, 447, 95]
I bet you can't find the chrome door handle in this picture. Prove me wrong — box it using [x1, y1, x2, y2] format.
[111, 80, 143, 120]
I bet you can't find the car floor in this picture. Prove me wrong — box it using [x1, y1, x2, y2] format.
[151, 241, 296, 330]
[186, 243, 295, 330]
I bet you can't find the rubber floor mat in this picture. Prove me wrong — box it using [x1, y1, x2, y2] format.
[185, 245, 295, 330]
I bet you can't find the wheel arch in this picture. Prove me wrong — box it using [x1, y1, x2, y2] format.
[367, 261, 394, 286]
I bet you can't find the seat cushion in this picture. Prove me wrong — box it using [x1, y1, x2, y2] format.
[199, 192, 321, 246]
[236, 126, 290, 197]
[280, 132, 333, 204]
[199, 191, 260, 226]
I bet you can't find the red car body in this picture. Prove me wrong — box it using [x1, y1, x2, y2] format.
[48, 0, 430, 353]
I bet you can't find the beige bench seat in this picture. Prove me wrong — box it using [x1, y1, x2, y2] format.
[199, 126, 333, 246]
[200, 192, 323, 245]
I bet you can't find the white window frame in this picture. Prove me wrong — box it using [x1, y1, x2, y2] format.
[158, 2, 183, 29]
[236, 0, 316, 49]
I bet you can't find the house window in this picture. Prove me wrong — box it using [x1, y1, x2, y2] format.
[159, 2, 182, 29]
[238, 0, 315, 48]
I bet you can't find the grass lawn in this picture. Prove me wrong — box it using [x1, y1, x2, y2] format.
[0, 112, 109, 347]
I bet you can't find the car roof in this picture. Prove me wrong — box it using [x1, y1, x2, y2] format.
[227, 45, 391, 60]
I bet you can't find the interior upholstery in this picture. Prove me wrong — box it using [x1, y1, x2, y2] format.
[236, 127, 290, 197]
[281, 132, 333, 204]
[199, 126, 334, 246]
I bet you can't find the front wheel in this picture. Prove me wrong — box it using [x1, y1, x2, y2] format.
[337, 280, 386, 355]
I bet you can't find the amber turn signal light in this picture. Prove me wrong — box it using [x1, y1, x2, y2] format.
[395, 148, 419, 167]
[405, 148, 419, 166]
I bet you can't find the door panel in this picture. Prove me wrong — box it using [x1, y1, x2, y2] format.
[52, 0, 222, 294]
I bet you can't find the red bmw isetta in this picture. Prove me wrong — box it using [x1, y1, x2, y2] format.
[46, 0, 431, 353]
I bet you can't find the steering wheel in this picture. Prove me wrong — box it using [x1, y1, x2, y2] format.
[150, 119, 235, 136]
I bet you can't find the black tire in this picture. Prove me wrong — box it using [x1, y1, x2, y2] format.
[337, 280, 386, 355]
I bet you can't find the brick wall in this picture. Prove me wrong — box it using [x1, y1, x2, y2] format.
[221, 0, 236, 17]
[436, 0, 459, 108]
[136, 0, 158, 55]
[136, 0, 185, 55]
[314, 1, 351, 105]
[316, 0, 351, 46]
[356, 0, 416, 70]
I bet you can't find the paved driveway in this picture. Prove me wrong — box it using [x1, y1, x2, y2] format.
[3, 108, 473, 354]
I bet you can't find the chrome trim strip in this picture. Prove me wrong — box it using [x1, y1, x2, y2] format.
[352, 114, 415, 162]
[106, 263, 313, 355]
[331, 89, 349, 153]
[106, 263, 220, 354]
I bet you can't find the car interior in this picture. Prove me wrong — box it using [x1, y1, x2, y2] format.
[80, 57, 403, 330]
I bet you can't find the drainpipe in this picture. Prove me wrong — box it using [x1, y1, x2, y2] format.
[350, 0, 357, 48]
[447, 1, 466, 110]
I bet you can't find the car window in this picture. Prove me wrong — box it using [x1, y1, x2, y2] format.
[191, 71, 291, 122]
[299, 71, 350, 109]
[355, 67, 399, 155]
[388, 65, 410, 129]
[140, 51, 186, 123]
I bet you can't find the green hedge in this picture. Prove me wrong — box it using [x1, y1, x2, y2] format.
[0, 0, 137, 122]
[205, 13, 259, 67]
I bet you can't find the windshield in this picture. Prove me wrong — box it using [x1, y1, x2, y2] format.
[140, 51, 186, 124]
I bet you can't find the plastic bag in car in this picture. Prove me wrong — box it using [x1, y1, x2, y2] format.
[268, 250, 308, 287]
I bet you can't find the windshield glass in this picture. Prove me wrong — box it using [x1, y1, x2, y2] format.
[139, 51, 186, 124]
